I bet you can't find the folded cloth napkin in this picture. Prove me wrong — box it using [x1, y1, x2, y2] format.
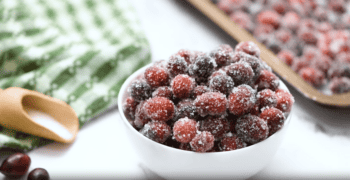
[0, 0, 151, 151]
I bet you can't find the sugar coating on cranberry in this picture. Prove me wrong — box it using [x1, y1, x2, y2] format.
[235, 114, 269, 144]
[276, 89, 294, 113]
[291, 58, 310, 73]
[194, 92, 228, 117]
[299, 67, 326, 88]
[190, 131, 215, 152]
[329, 77, 350, 94]
[152, 86, 173, 99]
[144, 97, 175, 122]
[140, 121, 171, 143]
[226, 61, 254, 85]
[281, 11, 300, 31]
[128, 79, 152, 102]
[199, 116, 230, 140]
[123, 97, 138, 120]
[167, 55, 188, 77]
[209, 44, 234, 67]
[233, 51, 262, 77]
[257, 89, 277, 109]
[328, 63, 350, 79]
[192, 85, 211, 98]
[134, 101, 152, 129]
[277, 49, 295, 67]
[144, 65, 169, 88]
[189, 54, 217, 82]
[173, 117, 198, 143]
[256, 69, 280, 91]
[311, 56, 332, 75]
[230, 11, 254, 32]
[171, 74, 195, 99]
[220, 133, 246, 151]
[260, 107, 285, 136]
[209, 73, 235, 95]
[257, 10, 281, 29]
[228, 84, 256, 116]
[175, 49, 194, 65]
[175, 99, 198, 121]
[235, 41, 261, 58]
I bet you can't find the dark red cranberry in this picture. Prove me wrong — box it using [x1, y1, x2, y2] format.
[219, 133, 246, 151]
[235, 114, 269, 144]
[152, 86, 173, 99]
[194, 92, 228, 117]
[235, 41, 261, 58]
[27, 168, 50, 180]
[209, 73, 235, 95]
[255, 69, 280, 91]
[199, 116, 230, 140]
[277, 49, 295, 66]
[144, 97, 175, 122]
[192, 85, 211, 98]
[257, 89, 278, 109]
[171, 74, 195, 99]
[329, 77, 350, 94]
[276, 89, 294, 113]
[174, 99, 198, 121]
[209, 44, 234, 67]
[166, 55, 188, 77]
[228, 85, 256, 116]
[190, 131, 215, 152]
[123, 97, 138, 120]
[128, 79, 152, 102]
[134, 101, 152, 129]
[175, 49, 194, 65]
[257, 10, 281, 29]
[144, 65, 169, 88]
[226, 61, 254, 86]
[0, 153, 31, 178]
[260, 107, 285, 136]
[299, 67, 326, 88]
[140, 121, 171, 143]
[189, 54, 217, 83]
[173, 118, 198, 143]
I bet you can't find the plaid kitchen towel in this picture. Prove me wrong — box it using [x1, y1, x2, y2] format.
[0, 0, 151, 152]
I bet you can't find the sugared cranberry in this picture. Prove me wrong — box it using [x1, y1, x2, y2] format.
[173, 118, 198, 143]
[171, 74, 195, 99]
[271, 0, 288, 14]
[311, 56, 332, 75]
[152, 86, 173, 99]
[235, 41, 261, 58]
[257, 89, 278, 109]
[128, 79, 152, 102]
[329, 77, 350, 94]
[275, 28, 293, 44]
[328, 63, 350, 79]
[257, 10, 281, 29]
[229, 11, 254, 32]
[0, 153, 31, 178]
[209, 73, 235, 95]
[144, 97, 175, 122]
[260, 107, 285, 136]
[234, 52, 262, 78]
[144, 65, 169, 88]
[192, 85, 211, 98]
[167, 55, 188, 78]
[199, 116, 230, 140]
[276, 89, 294, 113]
[228, 85, 257, 116]
[226, 61, 254, 86]
[235, 114, 269, 144]
[189, 54, 217, 83]
[220, 133, 246, 151]
[140, 121, 171, 143]
[256, 69, 280, 91]
[175, 49, 194, 65]
[209, 44, 234, 67]
[291, 58, 310, 73]
[175, 99, 198, 121]
[277, 49, 295, 66]
[281, 11, 300, 31]
[190, 131, 215, 152]
[27, 168, 50, 180]
[134, 101, 151, 129]
[298, 28, 318, 45]
[299, 67, 326, 88]
[194, 92, 228, 117]
[329, 0, 345, 14]
[253, 24, 274, 37]
[123, 97, 138, 120]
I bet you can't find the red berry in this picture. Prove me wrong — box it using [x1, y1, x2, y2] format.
[329, 77, 350, 94]
[299, 67, 326, 88]
[144, 97, 175, 122]
[134, 101, 152, 129]
[329, 0, 345, 14]
[257, 10, 281, 29]
[257, 89, 278, 109]
[260, 107, 285, 136]
[209, 72, 235, 95]
[275, 28, 293, 44]
[256, 69, 280, 91]
[190, 131, 215, 152]
[166, 55, 188, 78]
[209, 44, 234, 67]
[228, 85, 257, 116]
[281, 11, 300, 31]
[233, 51, 262, 78]
[328, 63, 350, 79]
[229, 11, 254, 32]
[271, 1, 288, 14]
[144, 65, 169, 88]
[189, 54, 217, 83]
[291, 58, 310, 73]
[192, 85, 211, 99]
[220, 133, 246, 151]
[27, 168, 50, 180]
[277, 49, 295, 66]
[152, 86, 173, 99]
[128, 79, 152, 102]
[171, 74, 195, 99]
[253, 24, 274, 37]
[175, 99, 198, 121]
[226, 61, 254, 86]
[235, 114, 269, 144]
[199, 116, 230, 140]
[235, 41, 261, 58]
[0, 153, 31, 178]
[175, 49, 194, 65]
[140, 121, 171, 143]
[173, 118, 198, 143]
[298, 28, 318, 45]
[194, 92, 228, 117]
[123, 97, 138, 120]
[276, 89, 294, 113]
[311, 55, 332, 75]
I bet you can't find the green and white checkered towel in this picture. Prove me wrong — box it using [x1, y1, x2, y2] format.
[0, 0, 151, 152]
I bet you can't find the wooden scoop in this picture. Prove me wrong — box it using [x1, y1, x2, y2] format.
[0, 87, 79, 143]
[187, 0, 350, 107]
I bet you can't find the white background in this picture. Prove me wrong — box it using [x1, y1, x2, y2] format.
[1, 0, 350, 179]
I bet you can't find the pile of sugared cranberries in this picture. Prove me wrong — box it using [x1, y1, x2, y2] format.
[215, 0, 350, 94]
[124, 42, 294, 153]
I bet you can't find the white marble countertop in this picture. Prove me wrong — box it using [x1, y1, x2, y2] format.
[2, 0, 350, 179]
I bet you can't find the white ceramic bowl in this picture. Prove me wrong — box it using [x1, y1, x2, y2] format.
[118, 63, 292, 179]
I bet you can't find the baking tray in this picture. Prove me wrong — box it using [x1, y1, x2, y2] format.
[187, 0, 350, 107]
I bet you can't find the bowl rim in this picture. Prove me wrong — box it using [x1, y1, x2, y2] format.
[118, 62, 293, 155]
